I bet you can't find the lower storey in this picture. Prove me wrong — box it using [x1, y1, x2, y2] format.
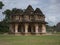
[9, 23, 46, 35]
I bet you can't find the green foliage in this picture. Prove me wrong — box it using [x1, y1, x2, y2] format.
[0, 1, 4, 9]
[3, 9, 11, 22]
[0, 21, 9, 33]
[0, 8, 23, 33]
[0, 9, 11, 33]
[46, 25, 52, 32]
[56, 23, 60, 32]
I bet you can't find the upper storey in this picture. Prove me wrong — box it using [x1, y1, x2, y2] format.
[10, 5, 46, 23]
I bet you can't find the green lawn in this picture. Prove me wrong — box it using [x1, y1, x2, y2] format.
[0, 34, 60, 45]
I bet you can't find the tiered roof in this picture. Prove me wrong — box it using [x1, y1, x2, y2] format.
[24, 5, 34, 15]
[11, 5, 45, 17]
[34, 8, 43, 14]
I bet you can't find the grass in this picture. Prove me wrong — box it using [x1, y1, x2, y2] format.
[0, 34, 60, 45]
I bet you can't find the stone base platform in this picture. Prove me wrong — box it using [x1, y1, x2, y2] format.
[9, 32, 47, 36]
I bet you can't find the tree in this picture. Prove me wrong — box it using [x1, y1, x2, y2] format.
[0, 21, 9, 33]
[0, 10, 11, 33]
[0, 1, 4, 9]
[1, 8, 23, 33]
[0, 1, 5, 33]
[56, 22, 60, 32]
[3, 9, 11, 22]
[0, 9, 12, 33]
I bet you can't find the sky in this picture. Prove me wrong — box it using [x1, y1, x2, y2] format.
[0, 0, 60, 26]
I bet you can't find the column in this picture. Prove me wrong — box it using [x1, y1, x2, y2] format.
[25, 24, 28, 33]
[42, 24, 46, 33]
[9, 24, 13, 33]
[15, 24, 18, 33]
[35, 24, 39, 33]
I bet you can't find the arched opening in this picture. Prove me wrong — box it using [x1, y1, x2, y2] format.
[32, 25, 35, 33]
[18, 24, 21, 32]
[28, 25, 31, 32]
[31, 25, 35, 35]
[18, 24, 25, 32]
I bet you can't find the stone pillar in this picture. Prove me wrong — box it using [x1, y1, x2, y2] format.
[42, 24, 46, 33]
[35, 24, 39, 34]
[9, 24, 14, 33]
[15, 24, 18, 33]
[25, 24, 28, 33]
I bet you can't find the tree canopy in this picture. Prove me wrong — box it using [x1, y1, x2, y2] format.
[0, 1, 4, 9]
[0, 8, 23, 33]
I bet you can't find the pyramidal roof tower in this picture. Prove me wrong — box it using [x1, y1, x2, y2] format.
[34, 8, 45, 16]
[26, 5, 34, 12]
[34, 8, 43, 14]
[24, 5, 34, 14]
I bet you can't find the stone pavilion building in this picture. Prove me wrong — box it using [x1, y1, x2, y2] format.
[9, 5, 47, 35]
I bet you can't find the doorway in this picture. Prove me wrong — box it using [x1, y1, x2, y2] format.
[28, 25, 31, 32]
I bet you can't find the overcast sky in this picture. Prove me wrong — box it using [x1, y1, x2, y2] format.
[0, 0, 60, 26]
